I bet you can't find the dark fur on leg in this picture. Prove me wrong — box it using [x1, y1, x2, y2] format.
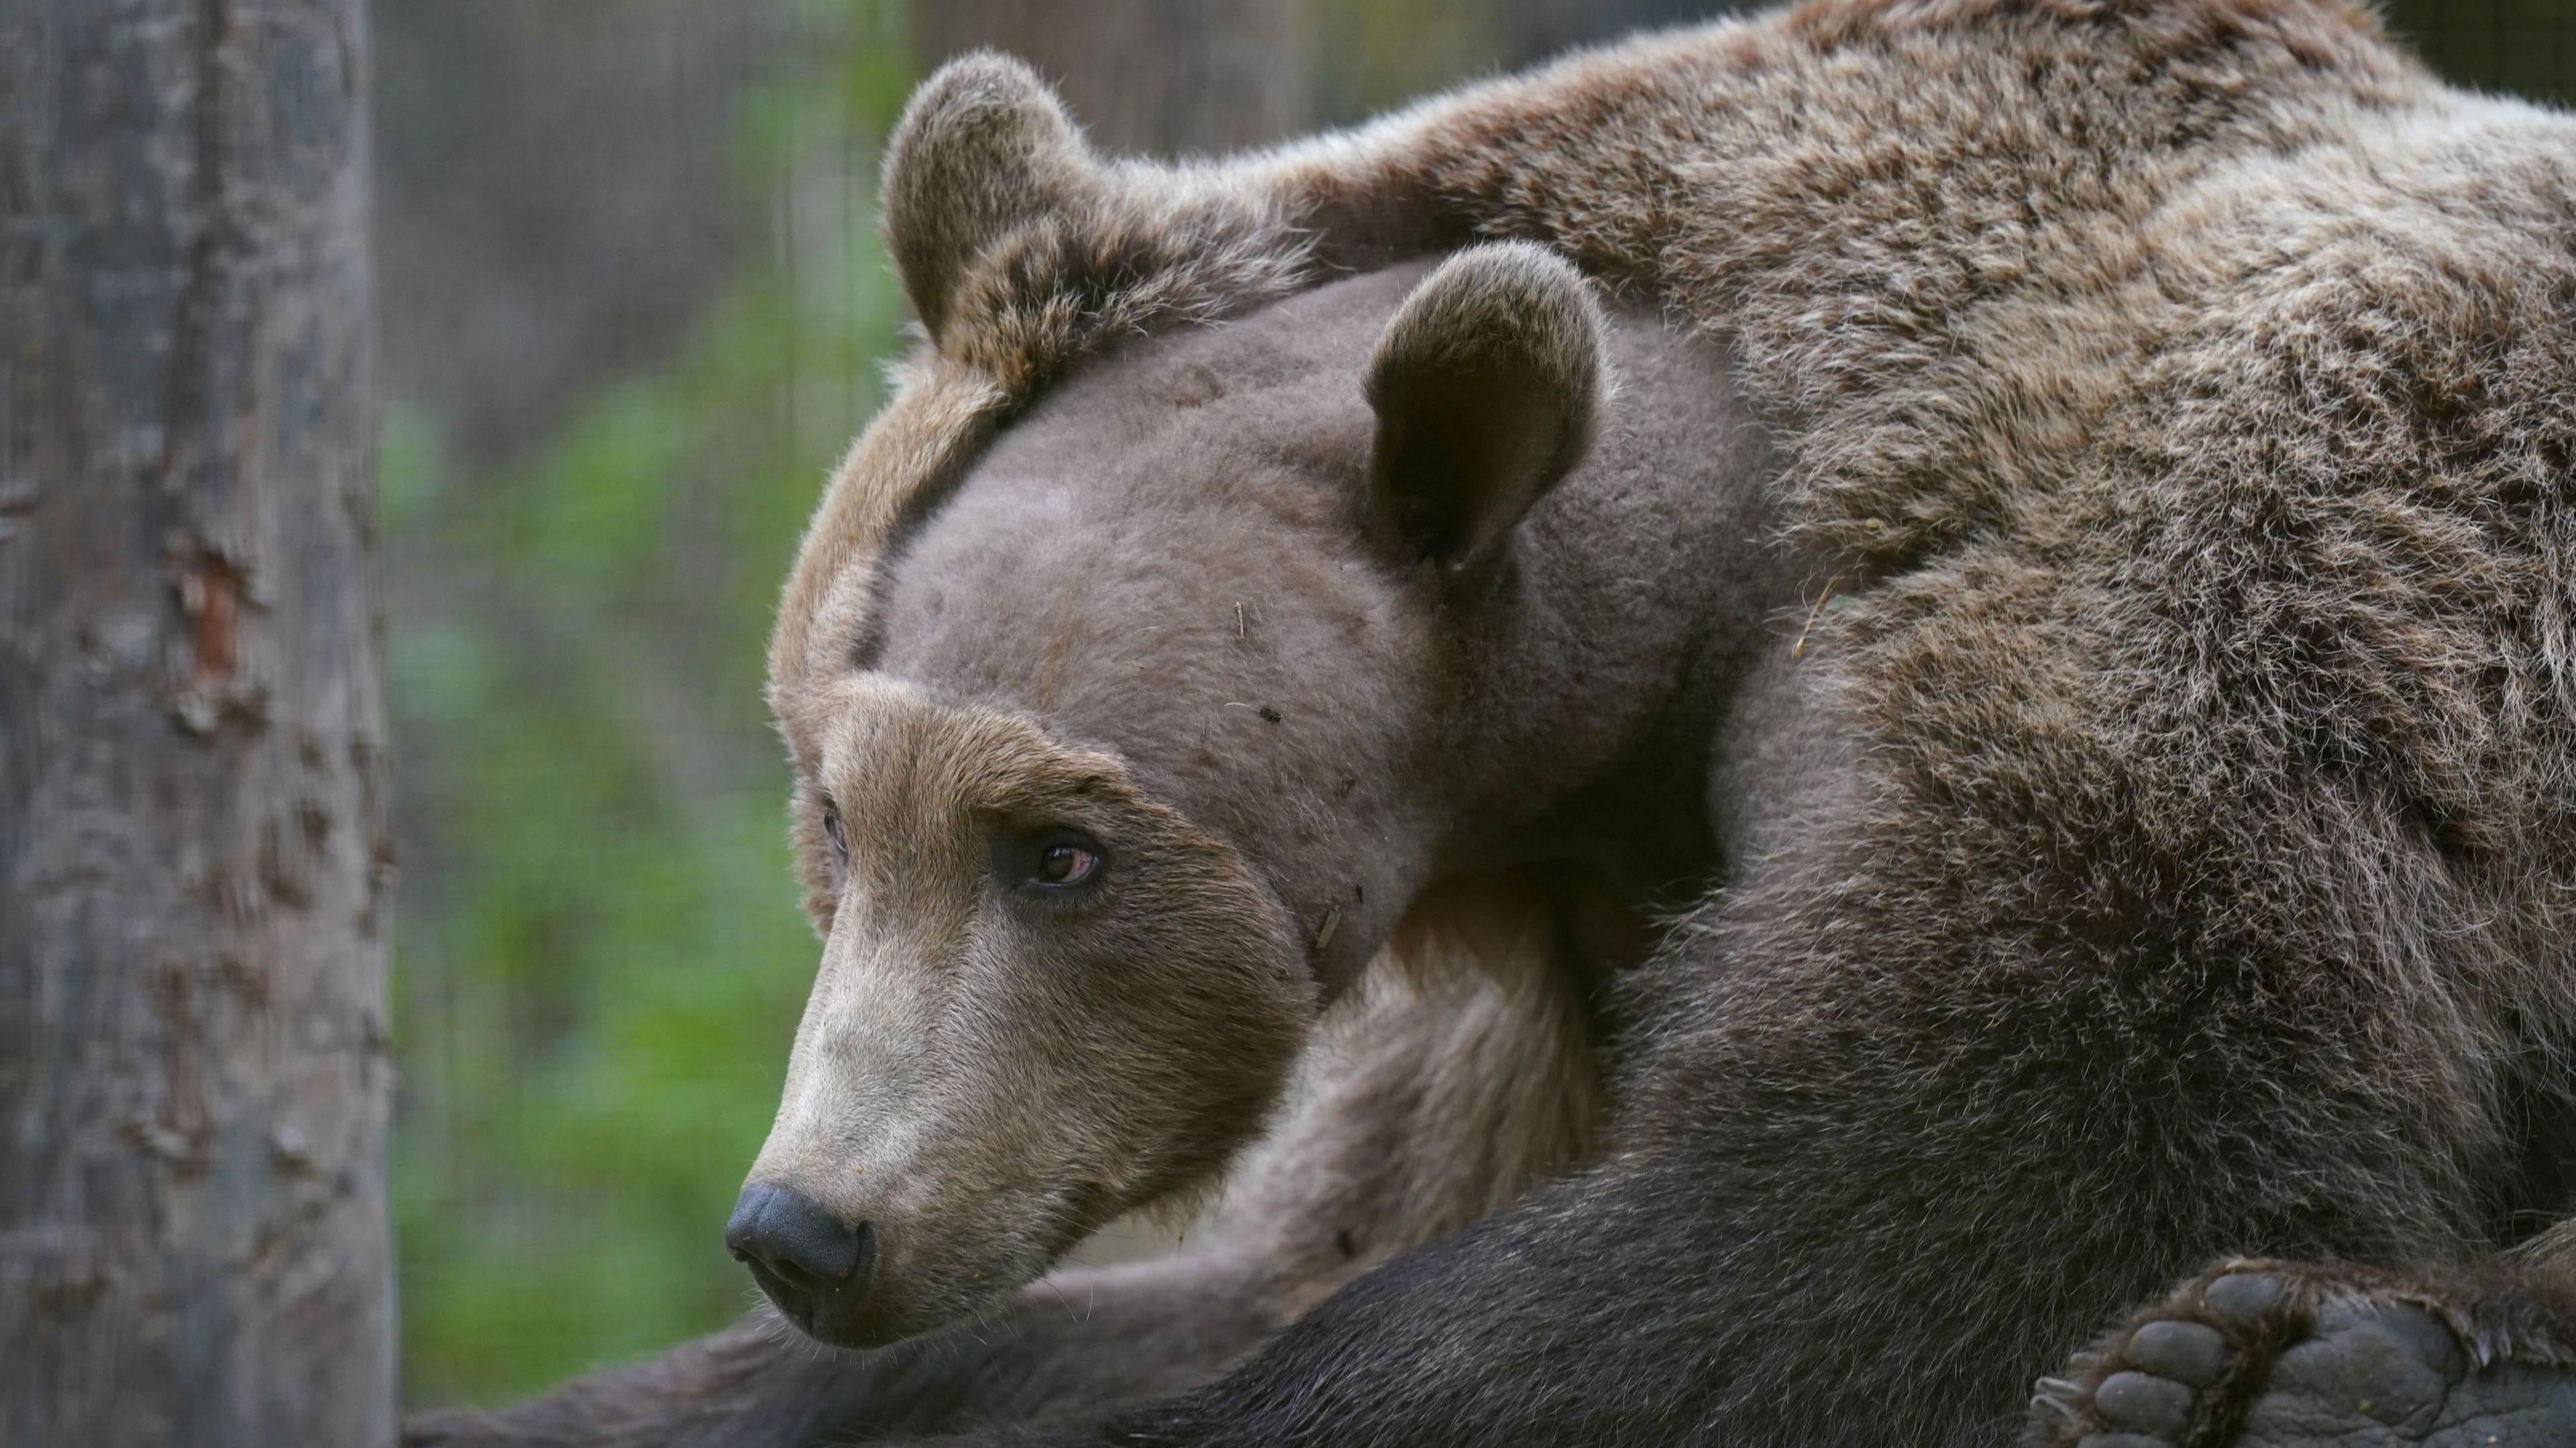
[403, 1308, 863, 1448]
[404, 1254, 1287, 1448]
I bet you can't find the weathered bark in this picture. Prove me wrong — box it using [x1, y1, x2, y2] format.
[0, 1, 392, 1445]
[913, 0, 1314, 157]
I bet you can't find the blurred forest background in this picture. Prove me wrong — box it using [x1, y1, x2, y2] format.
[377, 0, 2576, 1412]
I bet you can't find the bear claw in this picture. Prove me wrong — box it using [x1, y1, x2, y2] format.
[2043, 1268, 2576, 1448]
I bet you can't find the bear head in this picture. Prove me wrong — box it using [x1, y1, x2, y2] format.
[735, 56, 1611, 1349]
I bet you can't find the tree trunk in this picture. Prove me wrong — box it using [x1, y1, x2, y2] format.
[0, 1, 392, 1445]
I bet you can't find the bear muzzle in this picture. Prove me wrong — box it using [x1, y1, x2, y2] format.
[725, 1180, 878, 1336]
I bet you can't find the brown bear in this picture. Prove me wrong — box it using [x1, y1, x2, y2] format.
[411, 3, 2576, 1447]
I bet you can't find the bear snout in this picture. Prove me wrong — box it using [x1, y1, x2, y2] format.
[724, 1181, 877, 1333]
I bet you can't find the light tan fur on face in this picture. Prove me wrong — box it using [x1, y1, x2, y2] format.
[749, 675, 1309, 1345]
[767, 356, 1003, 733]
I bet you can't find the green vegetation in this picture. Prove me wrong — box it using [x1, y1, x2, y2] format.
[386, 6, 912, 1406]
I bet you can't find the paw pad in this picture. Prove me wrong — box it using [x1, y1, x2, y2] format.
[2202, 1272, 2286, 1323]
[2045, 1266, 2576, 1448]
[2127, 1321, 2227, 1388]
[2070, 1273, 2288, 1448]
[2096, 1370, 2196, 1438]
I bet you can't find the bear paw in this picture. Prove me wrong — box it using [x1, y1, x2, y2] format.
[2036, 1265, 2576, 1448]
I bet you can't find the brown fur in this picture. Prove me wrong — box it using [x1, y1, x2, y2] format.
[1216, 873, 1611, 1316]
[417, 3, 2576, 1445]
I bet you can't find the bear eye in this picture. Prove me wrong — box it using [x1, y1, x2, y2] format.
[1035, 842, 1099, 887]
[1000, 827, 1108, 897]
[821, 802, 847, 863]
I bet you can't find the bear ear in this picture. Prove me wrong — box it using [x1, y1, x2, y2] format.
[881, 52, 1099, 343]
[1362, 242, 1606, 571]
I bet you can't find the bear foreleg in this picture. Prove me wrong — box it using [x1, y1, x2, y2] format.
[399, 1251, 1289, 1448]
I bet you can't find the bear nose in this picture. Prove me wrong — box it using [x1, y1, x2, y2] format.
[724, 1182, 875, 1325]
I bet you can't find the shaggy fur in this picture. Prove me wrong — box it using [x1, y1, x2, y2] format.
[413, 2, 2576, 1446]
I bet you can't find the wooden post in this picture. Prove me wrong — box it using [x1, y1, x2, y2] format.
[0, 0, 393, 1443]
